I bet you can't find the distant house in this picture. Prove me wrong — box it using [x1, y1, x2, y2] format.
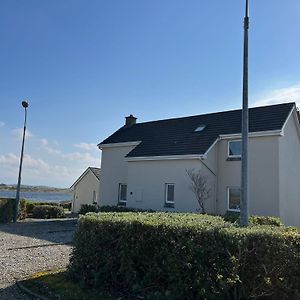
[97, 103, 300, 226]
[70, 167, 100, 213]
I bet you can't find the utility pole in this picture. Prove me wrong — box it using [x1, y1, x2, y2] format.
[240, 0, 249, 227]
[14, 101, 29, 223]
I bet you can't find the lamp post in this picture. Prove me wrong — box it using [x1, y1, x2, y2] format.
[240, 0, 249, 227]
[13, 100, 29, 223]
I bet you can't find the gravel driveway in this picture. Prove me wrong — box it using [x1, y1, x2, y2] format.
[0, 219, 77, 300]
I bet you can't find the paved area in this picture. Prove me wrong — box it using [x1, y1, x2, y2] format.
[0, 219, 77, 300]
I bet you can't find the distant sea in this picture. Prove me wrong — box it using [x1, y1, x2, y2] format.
[0, 190, 72, 203]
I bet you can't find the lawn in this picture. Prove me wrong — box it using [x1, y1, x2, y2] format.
[21, 270, 112, 300]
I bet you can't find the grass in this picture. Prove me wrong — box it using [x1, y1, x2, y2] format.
[21, 270, 111, 300]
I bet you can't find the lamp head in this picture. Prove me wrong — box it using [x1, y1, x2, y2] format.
[22, 101, 29, 108]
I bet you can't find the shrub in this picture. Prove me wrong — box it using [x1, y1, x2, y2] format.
[0, 198, 14, 223]
[32, 205, 65, 219]
[60, 201, 72, 211]
[98, 205, 155, 213]
[25, 201, 60, 215]
[223, 212, 283, 227]
[78, 204, 99, 215]
[250, 215, 283, 227]
[18, 199, 27, 220]
[69, 213, 300, 299]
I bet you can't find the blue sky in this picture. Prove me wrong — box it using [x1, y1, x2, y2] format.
[0, 0, 299, 187]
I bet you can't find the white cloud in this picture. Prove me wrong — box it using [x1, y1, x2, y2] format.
[0, 121, 4, 127]
[74, 142, 97, 151]
[62, 151, 99, 165]
[0, 153, 75, 186]
[11, 128, 34, 140]
[40, 138, 48, 146]
[253, 84, 300, 107]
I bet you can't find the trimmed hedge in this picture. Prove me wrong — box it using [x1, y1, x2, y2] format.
[223, 211, 283, 227]
[0, 198, 14, 223]
[69, 213, 300, 299]
[0, 198, 26, 223]
[32, 205, 65, 219]
[79, 204, 155, 215]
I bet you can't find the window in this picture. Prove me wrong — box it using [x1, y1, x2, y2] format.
[118, 183, 127, 205]
[194, 125, 206, 132]
[228, 140, 242, 158]
[227, 187, 241, 212]
[165, 183, 175, 205]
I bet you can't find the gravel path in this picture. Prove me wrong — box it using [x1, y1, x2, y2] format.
[0, 219, 77, 300]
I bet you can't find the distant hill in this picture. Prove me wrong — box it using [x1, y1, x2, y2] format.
[0, 184, 70, 193]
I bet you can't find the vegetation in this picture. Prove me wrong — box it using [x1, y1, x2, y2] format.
[223, 211, 283, 227]
[69, 212, 300, 299]
[186, 168, 211, 213]
[79, 204, 155, 215]
[0, 198, 26, 223]
[0, 198, 15, 223]
[32, 205, 65, 219]
[21, 270, 110, 300]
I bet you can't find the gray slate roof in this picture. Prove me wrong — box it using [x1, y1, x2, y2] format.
[89, 167, 101, 180]
[99, 102, 295, 158]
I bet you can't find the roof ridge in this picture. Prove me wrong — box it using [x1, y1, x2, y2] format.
[131, 102, 295, 126]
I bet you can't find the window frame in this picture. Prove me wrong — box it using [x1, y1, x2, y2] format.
[228, 140, 242, 158]
[118, 183, 127, 205]
[227, 187, 241, 212]
[165, 183, 175, 205]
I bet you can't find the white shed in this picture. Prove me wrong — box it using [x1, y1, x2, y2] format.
[70, 167, 100, 213]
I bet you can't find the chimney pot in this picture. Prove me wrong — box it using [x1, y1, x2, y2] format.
[125, 114, 137, 127]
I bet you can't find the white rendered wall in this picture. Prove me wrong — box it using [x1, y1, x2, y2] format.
[72, 170, 99, 213]
[278, 110, 300, 226]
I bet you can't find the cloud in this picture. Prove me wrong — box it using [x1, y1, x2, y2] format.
[0, 121, 4, 127]
[62, 151, 99, 165]
[11, 128, 34, 140]
[40, 138, 48, 146]
[253, 84, 300, 107]
[74, 142, 97, 151]
[0, 153, 75, 185]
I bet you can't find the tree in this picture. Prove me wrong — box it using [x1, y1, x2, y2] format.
[186, 169, 211, 214]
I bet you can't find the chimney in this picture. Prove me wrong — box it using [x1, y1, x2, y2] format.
[125, 114, 137, 127]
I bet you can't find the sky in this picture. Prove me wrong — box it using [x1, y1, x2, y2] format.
[0, 0, 300, 187]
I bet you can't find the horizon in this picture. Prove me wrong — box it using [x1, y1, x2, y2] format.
[1, 0, 299, 187]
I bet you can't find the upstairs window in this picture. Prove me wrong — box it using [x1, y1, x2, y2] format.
[227, 187, 241, 212]
[118, 183, 127, 206]
[165, 183, 175, 206]
[228, 140, 242, 158]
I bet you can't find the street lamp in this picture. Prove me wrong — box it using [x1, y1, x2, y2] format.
[240, 0, 249, 227]
[13, 100, 29, 223]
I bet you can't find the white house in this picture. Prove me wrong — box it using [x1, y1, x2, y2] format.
[70, 167, 100, 213]
[97, 103, 300, 226]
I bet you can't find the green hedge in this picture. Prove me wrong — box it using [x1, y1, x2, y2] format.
[0, 198, 26, 223]
[32, 205, 65, 219]
[223, 211, 283, 227]
[69, 213, 300, 299]
[79, 204, 155, 215]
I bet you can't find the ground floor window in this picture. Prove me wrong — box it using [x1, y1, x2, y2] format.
[227, 187, 241, 212]
[165, 183, 175, 207]
[118, 183, 127, 206]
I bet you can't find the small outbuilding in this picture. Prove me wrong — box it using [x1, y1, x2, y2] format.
[70, 167, 100, 213]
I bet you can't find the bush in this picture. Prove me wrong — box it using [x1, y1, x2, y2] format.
[98, 205, 155, 213]
[60, 201, 72, 211]
[18, 199, 27, 220]
[78, 204, 99, 215]
[223, 211, 283, 227]
[69, 213, 300, 299]
[32, 205, 65, 219]
[0, 198, 14, 223]
[25, 201, 60, 215]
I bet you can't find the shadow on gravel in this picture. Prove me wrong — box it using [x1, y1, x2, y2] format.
[0, 219, 77, 245]
[0, 283, 33, 300]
